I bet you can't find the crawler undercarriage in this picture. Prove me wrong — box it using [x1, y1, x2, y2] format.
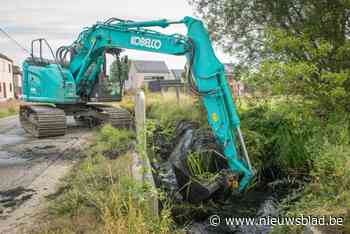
[19, 103, 132, 138]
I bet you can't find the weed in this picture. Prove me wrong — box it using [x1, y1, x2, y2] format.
[186, 151, 217, 182]
[95, 124, 135, 158]
[116, 95, 135, 114]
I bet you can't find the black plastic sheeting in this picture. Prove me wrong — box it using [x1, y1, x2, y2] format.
[152, 121, 230, 203]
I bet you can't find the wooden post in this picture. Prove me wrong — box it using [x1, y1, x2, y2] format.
[133, 91, 159, 217]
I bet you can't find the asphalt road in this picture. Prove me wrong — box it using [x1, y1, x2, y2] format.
[0, 115, 91, 233]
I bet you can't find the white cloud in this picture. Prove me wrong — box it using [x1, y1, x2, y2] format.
[0, 0, 233, 69]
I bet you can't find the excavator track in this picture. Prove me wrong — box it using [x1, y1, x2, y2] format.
[19, 105, 66, 138]
[91, 105, 133, 128]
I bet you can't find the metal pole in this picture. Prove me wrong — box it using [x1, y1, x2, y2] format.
[237, 127, 253, 172]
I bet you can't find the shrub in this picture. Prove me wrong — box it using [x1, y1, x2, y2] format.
[239, 100, 320, 176]
[270, 109, 350, 233]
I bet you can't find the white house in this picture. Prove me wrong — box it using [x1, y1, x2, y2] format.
[125, 60, 174, 91]
[0, 53, 15, 101]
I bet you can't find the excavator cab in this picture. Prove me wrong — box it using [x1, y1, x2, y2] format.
[90, 53, 129, 102]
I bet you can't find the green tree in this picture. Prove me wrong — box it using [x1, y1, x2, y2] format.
[110, 55, 129, 83]
[109, 56, 129, 95]
[190, 0, 350, 110]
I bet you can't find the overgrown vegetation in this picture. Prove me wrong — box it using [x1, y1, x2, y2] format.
[31, 88, 350, 233]
[269, 113, 350, 233]
[144, 93, 207, 159]
[188, 1, 350, 232]
[235, 97, 350, 232]
[239, 98, 319, 175]
[33, 125, 177, 234]
[95, 124, 135, 158]
[146, 93, 204, 122]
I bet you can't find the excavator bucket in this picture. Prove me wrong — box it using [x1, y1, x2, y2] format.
[168, 122, 241, 203]
[171, 158, 240, 203]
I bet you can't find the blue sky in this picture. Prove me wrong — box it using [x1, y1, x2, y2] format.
[0, 0, 233, 69]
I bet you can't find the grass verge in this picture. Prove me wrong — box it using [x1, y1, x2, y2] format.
[32, 125, 178, 234]
[0, 99, 20, 118]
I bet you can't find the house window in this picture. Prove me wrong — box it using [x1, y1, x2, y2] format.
[3, 83, 6, 98]
[10, 83, 12, 92]
[8, 64, 11, 73]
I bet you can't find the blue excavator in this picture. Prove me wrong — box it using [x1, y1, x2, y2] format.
[20, 16, 253, 193]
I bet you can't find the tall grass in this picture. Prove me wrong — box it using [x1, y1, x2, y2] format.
[243, 98, 350, 233]
[283, 119, 350, 233]
[95, 124, 135, 158]
[146, 92, 206, 126]
[142, 92, 207, 166]
[32, 125, 177, 234]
